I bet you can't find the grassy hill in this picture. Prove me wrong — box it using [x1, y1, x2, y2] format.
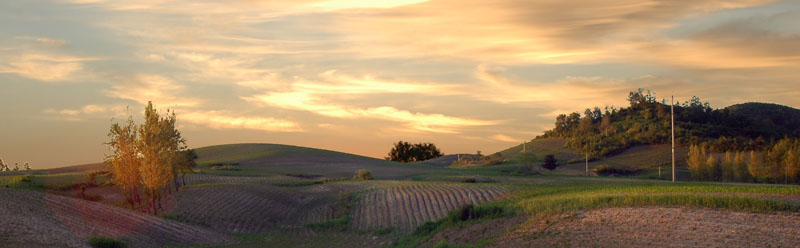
[193, 143, 450, 180]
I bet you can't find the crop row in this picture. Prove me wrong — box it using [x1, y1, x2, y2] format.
[0, 188, 228, 247]
[169, 183, 350, 235]
[349, 183, 511, 233]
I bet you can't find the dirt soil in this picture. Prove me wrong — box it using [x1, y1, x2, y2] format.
[494, 207, 800, 248]
[420, 216, 528, 247]
[0, 188, 229, 248]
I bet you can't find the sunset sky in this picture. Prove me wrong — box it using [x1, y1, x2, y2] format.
[2, 0, 800, 169]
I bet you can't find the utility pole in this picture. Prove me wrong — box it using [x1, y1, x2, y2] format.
[671, 94, 676, 183]
[585, 152, 589, 176]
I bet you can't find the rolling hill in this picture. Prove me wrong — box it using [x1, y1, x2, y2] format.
[193, 143, 450, 180]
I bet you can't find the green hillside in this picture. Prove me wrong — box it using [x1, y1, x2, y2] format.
[192, 143, 448, 179]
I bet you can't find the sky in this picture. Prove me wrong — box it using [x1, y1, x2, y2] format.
[2, 0, 800, 169]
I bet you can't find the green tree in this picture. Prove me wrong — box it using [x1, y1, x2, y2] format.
[541, 154, 557, 170]
[385, 141, 443, 162]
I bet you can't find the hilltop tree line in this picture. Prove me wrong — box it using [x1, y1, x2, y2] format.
[542, 88, 800, 160]
[688, 138, 800, 184]
[0, 158, 31, 172]
[106, 102, 196, 214]
[385, 141, 443, 163]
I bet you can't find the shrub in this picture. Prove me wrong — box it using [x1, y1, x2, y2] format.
[541, 154, 558, 170]
[353, 169, 373, 180]
[593, 165, 638, 176]
[88, 236, 127, 248]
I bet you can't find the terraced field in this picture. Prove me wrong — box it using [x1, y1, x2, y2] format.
[350, 183, 512, 233]
[0, 188, 229, 248]
[169, 182, 359, 234]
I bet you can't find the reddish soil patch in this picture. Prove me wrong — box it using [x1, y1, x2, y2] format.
[495, 207, 800, 248]
[0, 188, 229, 248]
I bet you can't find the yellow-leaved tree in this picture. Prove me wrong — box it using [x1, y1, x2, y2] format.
[107, 113, 142, 208]
[108, 102, 191, 214]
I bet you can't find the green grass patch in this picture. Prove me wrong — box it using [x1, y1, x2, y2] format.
[88, 236, 127, 248]
[0, 175, 45, 191]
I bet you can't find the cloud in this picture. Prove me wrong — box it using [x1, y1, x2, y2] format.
[0, 36, 101, 82]
[43, 104, 129, 121]
[104, 74, 202, 107]
[490, 134, 521, 143]
[644, 10, 800, 69]
[325, 0, 770, 64]
[180, 110, 303, 132]
[244, 91, 496, 133]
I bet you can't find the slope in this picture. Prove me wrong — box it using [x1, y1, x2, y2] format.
[0, 187, 229, 248]
[193, 143, 449, 180]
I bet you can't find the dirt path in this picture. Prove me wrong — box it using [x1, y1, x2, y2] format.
[0, 188, 229, 248]
[496, 207, 800, 248]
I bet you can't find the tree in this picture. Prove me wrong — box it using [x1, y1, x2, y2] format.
[385, 141, 443, 162]
[23, 162, 31, 171]
[541, 154, 557, 170]
[107, 114, 142, 208]
[705, 154, 720, 181]
[748, 150, 765, 182]
[175, 149, 198, 188]
[136, 102, 185, 215]
[0, 158, 7, 172]
[687, 145, 708, 180]
[785, 149, 800, 184]
[12, 163, 19, 171]
[733, 151, 751, 182]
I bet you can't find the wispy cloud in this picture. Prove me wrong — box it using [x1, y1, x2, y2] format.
[0, 37, 100, 82]
[243, 91, 496, 133]
[181, 110, 303, 132]
[490, 134, 521, 143]
[42, 104, 129, 121]
[104, 74, 202, 107]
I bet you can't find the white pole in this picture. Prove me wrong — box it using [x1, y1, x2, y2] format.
[672, 94, 676, 183]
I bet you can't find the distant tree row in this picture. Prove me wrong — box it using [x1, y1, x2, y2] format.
[687, 138, 800, 184]
[385, 141, 443, 163]
[106, 102, 196, 214]
[0, 158, 31, 172]
[542, 88, 800, 160]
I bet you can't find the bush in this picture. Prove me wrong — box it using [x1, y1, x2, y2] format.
[353, 169, 373, 180]
[88, 236, 127, 248]
[592, 165, 638, 176]
[541, 154, 558, 170]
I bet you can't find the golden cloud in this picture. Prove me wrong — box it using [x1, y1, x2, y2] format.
[181, 111, 303, 132]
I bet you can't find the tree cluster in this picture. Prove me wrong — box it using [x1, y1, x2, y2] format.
[542, 88, 800, 160]
[385, 141, 443, 163]
[106, 102, 196, 214]
[687, 138, 800, 184]
[0, 158, 31, 172]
